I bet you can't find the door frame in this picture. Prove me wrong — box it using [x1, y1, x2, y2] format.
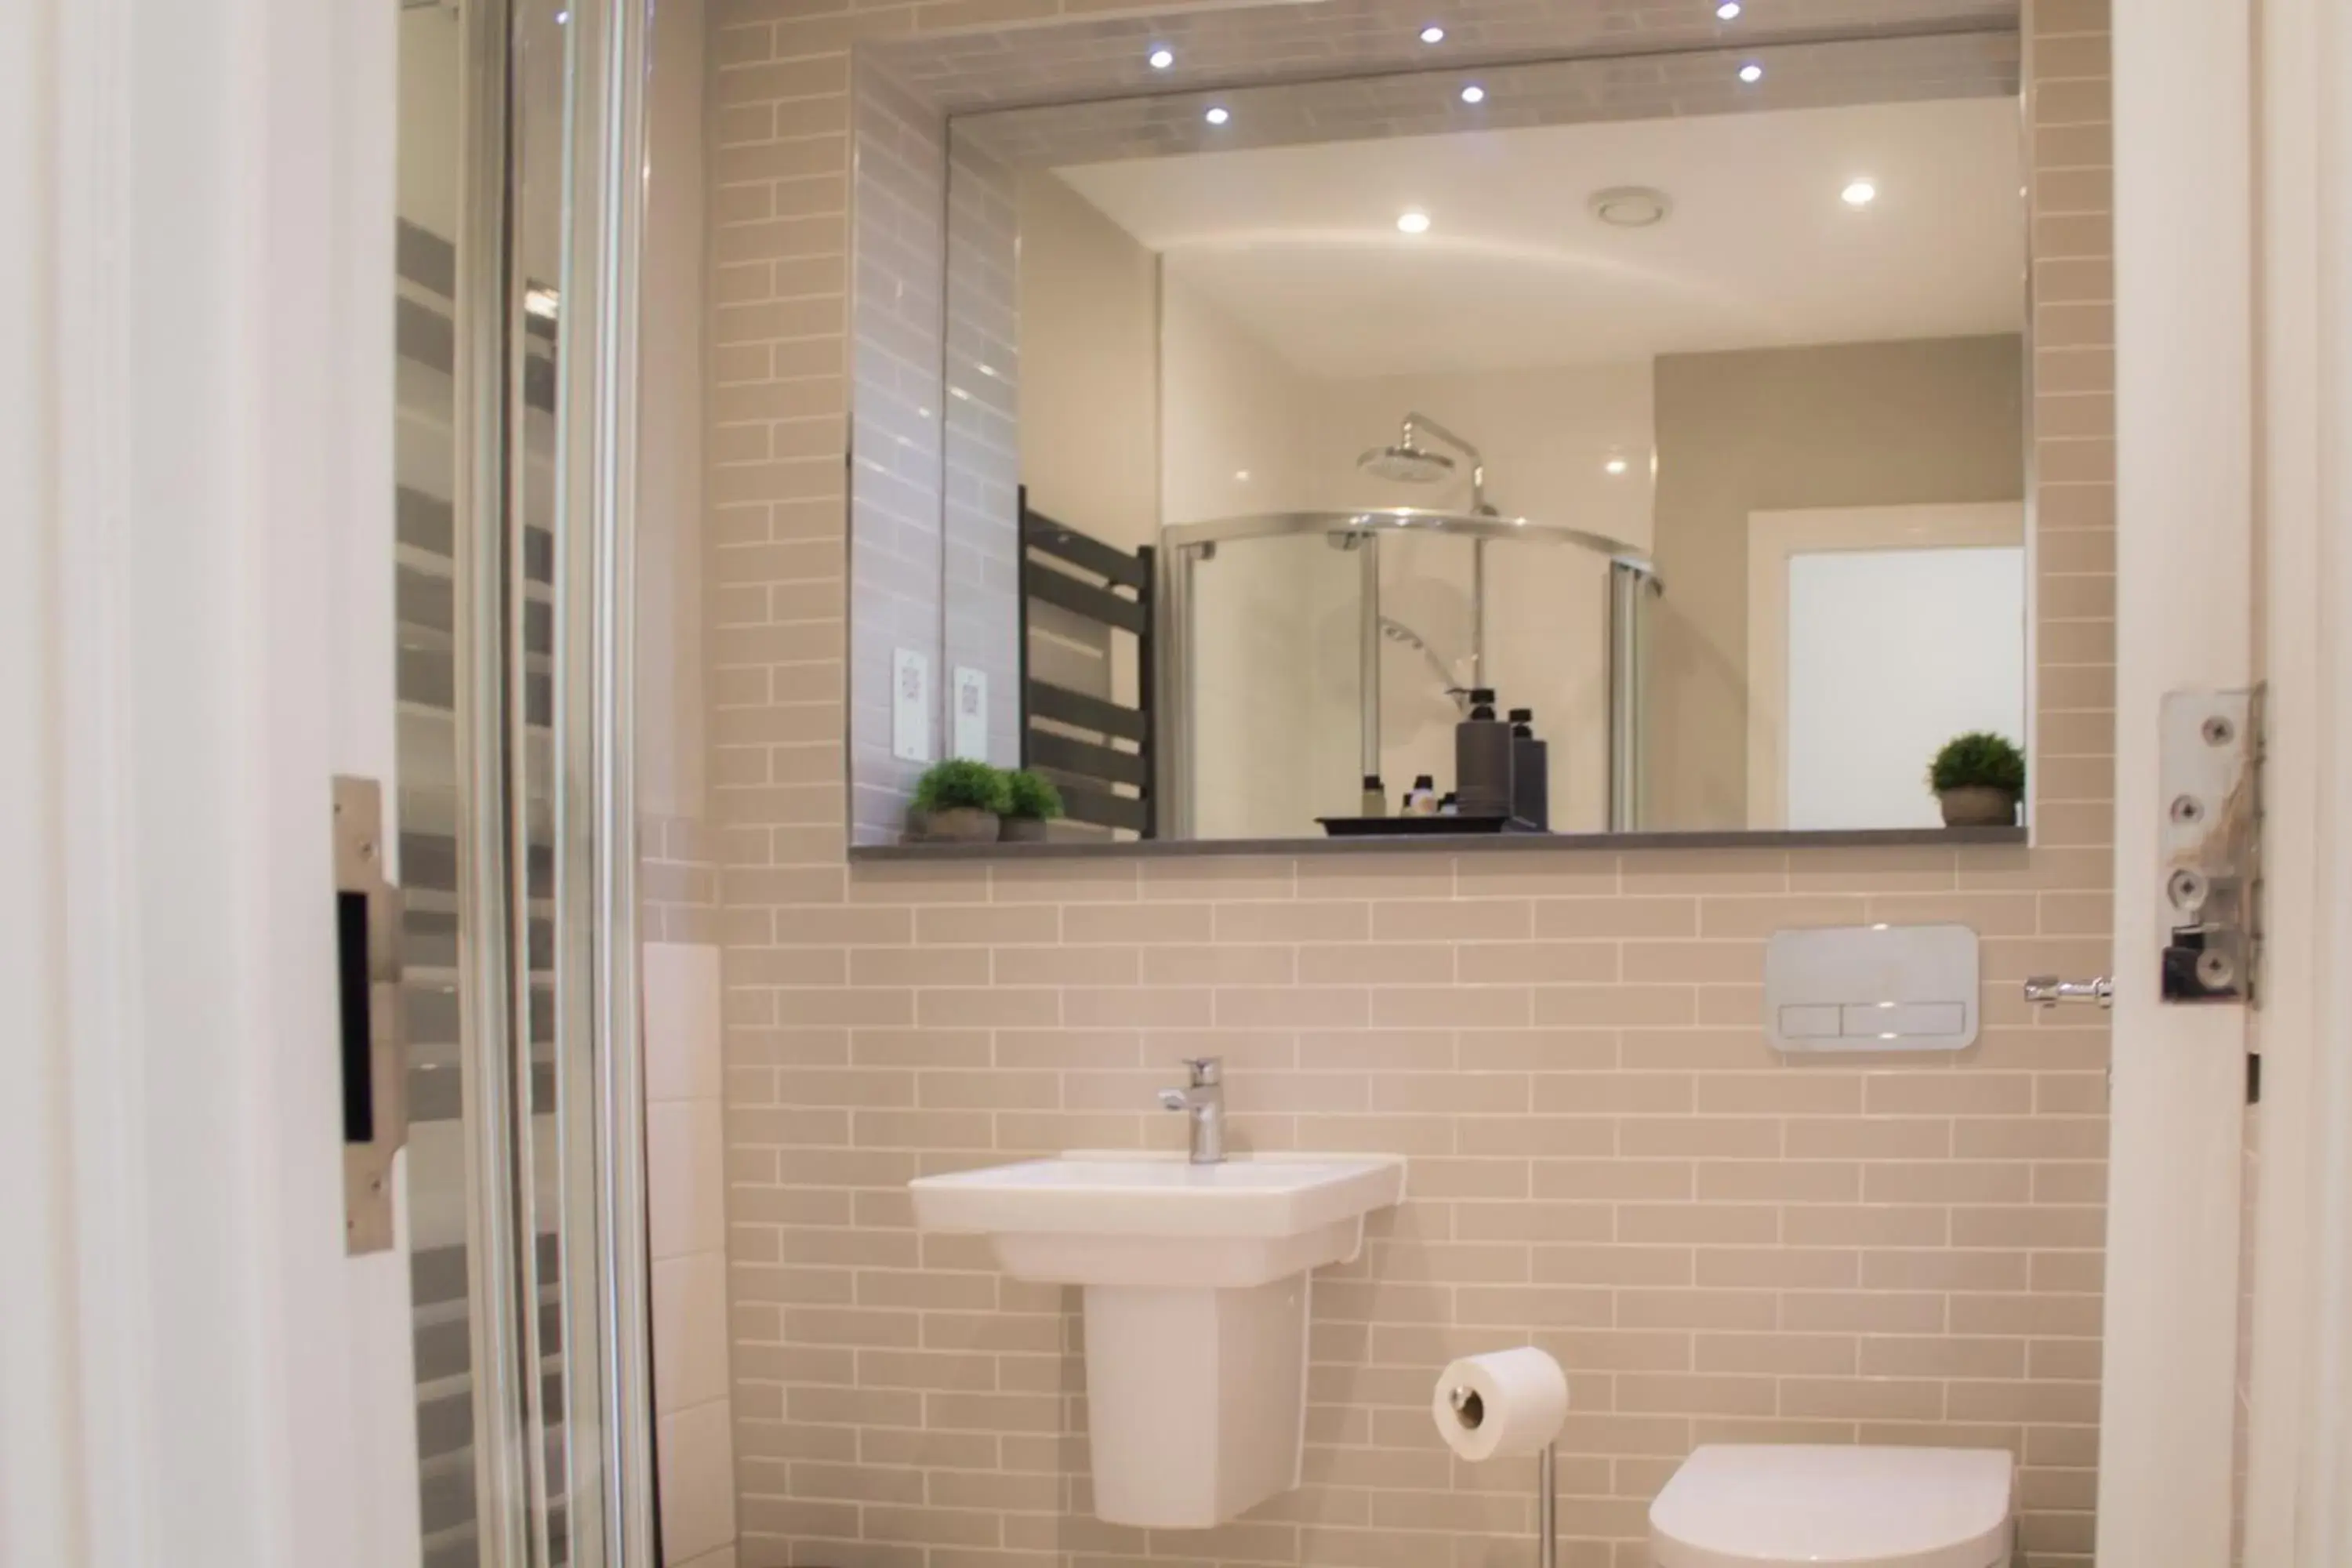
[1, 0, 415, 1564]
[2241, 0, 2352, 1559]
[2107, 0, 2352, 1562]
[2098, 0, 2256, 1561]
[1742, 501, 2027, 830]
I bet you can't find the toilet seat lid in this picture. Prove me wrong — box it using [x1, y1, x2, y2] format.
[1650, 1446, 2014, 1568]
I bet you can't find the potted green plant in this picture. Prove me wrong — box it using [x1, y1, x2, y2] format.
[1928, 731, 2026, 827]
[1000, 768, 1065, 843]
[911, 758, 1009, 844]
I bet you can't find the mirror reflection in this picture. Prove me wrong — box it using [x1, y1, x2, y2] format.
[894, 31, 2028, 847]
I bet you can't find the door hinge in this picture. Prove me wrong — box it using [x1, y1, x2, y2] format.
[2157, 688, 2262, 1006]
[334, 776, 408, 1255]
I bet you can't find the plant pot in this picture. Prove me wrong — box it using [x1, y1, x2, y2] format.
[1937, 786, 2019, 828]
[916, 807, 1000, 844]
[1000, 816, 1051, 843]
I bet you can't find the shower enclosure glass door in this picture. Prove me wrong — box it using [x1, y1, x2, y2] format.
[393, 1, 656, 1563]
[1163, 515, 1658, 840]
[1178, 532, 1371, 839]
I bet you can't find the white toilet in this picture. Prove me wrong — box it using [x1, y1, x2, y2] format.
[1649, 1446, 2015, 1567]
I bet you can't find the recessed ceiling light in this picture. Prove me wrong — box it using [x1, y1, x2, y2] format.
[1147, 45, 1174, 68]
[1603, 456, 1630, 476]
[1737, 61, 1764, 82]
[1842, 179, 1878, 206]
[1397, 210, 1432, 234]
[1461, 83, 1486, 103]
[1588, 185, 1673, 227]
[1204, 105, 1230, 125]
[1420, 24, 1446, 42]
[1715, 1, 1740, 17]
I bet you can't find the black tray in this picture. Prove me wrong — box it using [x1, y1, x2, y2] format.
[1316, 814, 1530, 837]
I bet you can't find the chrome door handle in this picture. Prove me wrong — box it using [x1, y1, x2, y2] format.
[2024, 975, 2114, 1010]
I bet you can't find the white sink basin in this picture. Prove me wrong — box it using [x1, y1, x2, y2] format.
[909, 1152, 1406, 1528]
[910, 1152, 1405, 1285]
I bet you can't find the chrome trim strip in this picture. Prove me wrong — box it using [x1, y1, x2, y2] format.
[455, 0, 532, 1555]
[555, 0, 656, 1561]
[1606, 560, 1650, 832]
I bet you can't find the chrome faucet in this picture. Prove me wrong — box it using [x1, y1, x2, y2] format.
[1157, 1057, 1226, 1165]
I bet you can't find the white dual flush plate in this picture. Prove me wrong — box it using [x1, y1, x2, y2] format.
[1763, 923, 1980, 1052]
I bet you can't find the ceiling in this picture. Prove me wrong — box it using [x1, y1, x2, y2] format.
[1052, 97, 2027, 379]
[880, 0, 2018, 113]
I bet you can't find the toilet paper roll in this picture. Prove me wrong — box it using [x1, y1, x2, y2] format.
[1431, 1347, 1569, 1461]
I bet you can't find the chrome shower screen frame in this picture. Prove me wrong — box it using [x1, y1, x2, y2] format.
[1153, 509, 1664, 837]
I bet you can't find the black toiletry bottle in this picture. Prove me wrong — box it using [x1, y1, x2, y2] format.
[1508, 708, 1549, 831]
[1454, 687, 1514, 818]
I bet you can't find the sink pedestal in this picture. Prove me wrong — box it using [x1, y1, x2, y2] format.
[907, 1153, 1406, 1528]
[1083, 1276, 1309, 1528]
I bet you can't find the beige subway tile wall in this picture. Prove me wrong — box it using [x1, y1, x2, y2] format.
[699, 3, 2112, 1567]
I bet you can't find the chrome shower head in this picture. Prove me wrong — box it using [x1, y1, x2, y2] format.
[1357, 442, 1456, 484]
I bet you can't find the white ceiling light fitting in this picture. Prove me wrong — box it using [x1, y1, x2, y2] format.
[1588, 185, 1673, 228]
[1461, 83, 1486, 103]
[1204, 105, 1230, 125]
[1603, 456, 1631, 476]
[1738, 61, 1764, 82]
[1419, 24, 1446, 42]
[1841, 179, 1878, 206]
[1396, 210, 1432, 234]
[1148, 45, 1174, 68]
[1715, 1, 1741, 18]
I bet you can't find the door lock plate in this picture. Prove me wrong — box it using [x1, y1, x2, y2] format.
[2157, 689, 2261, 1004]
[334, 776, 408, 1254]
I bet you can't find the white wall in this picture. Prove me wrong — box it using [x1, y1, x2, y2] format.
[1160, 273, 1357, 837]
[1016, 172, 1160, 554]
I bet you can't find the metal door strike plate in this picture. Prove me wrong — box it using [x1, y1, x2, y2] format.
[2157, 689, 2261, 1004]
[334, 776, 408, 1254]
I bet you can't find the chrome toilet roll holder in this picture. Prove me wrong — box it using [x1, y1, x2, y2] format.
[1446, 1385, 1559, 1568]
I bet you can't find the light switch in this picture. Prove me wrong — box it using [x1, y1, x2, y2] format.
[1763, 924, 1978, 1053]
[952, 666, 989, 761]
[891, 648, 931, 763]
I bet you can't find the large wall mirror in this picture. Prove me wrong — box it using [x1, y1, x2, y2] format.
[849, 20, 2028, 849]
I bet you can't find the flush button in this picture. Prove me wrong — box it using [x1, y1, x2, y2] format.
[1777, 1004, 1844, 1038]
[1840, 1001, 1967, 1037]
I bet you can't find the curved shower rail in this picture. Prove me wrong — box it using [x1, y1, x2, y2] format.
[1160, 507, 1664, 591]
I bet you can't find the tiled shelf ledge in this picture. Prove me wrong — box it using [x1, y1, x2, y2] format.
[848, 825, 2028, 862]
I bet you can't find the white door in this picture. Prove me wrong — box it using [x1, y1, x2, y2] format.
[1745, 503, 2027, 831]
[2238, 0, 2352, 1562]
[2, 2, 421, 1564]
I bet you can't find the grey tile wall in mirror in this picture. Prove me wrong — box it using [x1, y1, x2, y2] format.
[847, 5, 2031, 851]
